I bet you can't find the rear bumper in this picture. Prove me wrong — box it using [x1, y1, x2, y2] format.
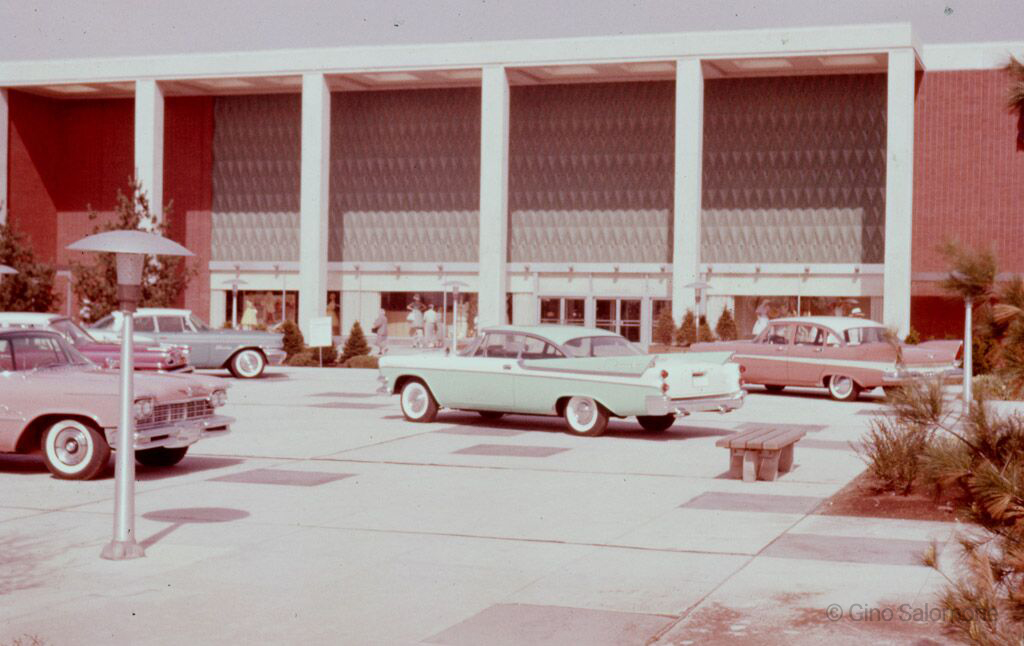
[264, 349, 288, 366]
[645, 389, 746, 416]
[104, 414, 234, 451]
[881, 367, 963, 385]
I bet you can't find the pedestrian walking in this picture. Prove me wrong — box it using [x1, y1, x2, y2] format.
[371, 309, 389, 355]
[423, 304, 438, 348]
[407, 296, 425, 348]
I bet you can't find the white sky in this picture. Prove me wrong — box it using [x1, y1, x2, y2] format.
[0, 0, 1021, 61]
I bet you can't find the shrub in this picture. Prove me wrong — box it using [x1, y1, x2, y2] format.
[339, 321, 371, 364]
[715, 307, 738, 341]
[343, 355, 379, 369]
[675, 310, 696, 346]
[697, 316, 716, 343]
[904, 326, 921, 345]
[653, 307, 675, 345]
[856, 416, 932, 494]
[278, 320, 305, 359]
[0, 223, 59, 313]
[285, 349, 320, 366]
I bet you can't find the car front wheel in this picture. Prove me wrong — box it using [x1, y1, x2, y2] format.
[229, 349, 266, 379]
[136, 446, 189, 468]
[636, 414, 675, 432]
[827, 375, 861, 402]
[563, 396, 609, 437]
[41, 419, 110, 480]
[400, 380, 438, 423]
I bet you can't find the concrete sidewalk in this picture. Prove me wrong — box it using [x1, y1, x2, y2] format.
[1, 368, 959, 645]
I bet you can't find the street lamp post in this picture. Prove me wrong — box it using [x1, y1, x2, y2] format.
[442, 280, 470, 352]
[684, 280, 712, 321]
[949, 270, 974, 409]
[67, 231, 193, 560]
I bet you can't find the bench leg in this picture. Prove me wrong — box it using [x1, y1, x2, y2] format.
[758, 449, 781, 481]
[779, 444, 795, 473]
[742, 450, 758, 482]
[729, 449, 744, 479]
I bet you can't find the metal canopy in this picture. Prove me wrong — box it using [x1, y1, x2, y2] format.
[67, 230, 193, 256]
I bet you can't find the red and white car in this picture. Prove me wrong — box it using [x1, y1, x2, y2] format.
[0, 312, 191, 373]
[690, 316, 963, 401]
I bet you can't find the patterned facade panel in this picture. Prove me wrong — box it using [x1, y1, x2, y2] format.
[329, 88, 482, 262]
[702, 74, 887, 264]
[210, 95, 301, 261]
[508, 82, 674, 263]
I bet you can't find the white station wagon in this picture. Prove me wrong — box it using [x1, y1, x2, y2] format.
[378, 325, 744, 436]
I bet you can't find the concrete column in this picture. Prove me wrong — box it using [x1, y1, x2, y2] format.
[0, 89, 8, 227]
[478, 66, 510, 327]
[883, 49, 915, 336]
[209, 290, 227, 328]
[134, 80, 164, 225]
[298, 73, 331, 338]
[672, 58, 704, 324]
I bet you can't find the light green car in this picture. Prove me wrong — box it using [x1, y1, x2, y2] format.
[378, 325, 744, 436]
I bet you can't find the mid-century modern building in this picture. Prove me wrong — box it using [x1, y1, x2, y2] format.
[1, 22, 1022, 342]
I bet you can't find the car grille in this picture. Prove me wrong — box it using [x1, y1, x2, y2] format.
[137, 399, 214, 429]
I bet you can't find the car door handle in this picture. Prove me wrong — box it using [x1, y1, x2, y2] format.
[502, 364, 512, 370]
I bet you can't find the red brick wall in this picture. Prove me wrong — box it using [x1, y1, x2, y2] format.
[165, 97, 214, 318]
[7, 91, 60, 263]
[913, 68, 1024, 274]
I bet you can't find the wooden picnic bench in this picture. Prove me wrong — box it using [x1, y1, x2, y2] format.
[715, 427, 808, 482]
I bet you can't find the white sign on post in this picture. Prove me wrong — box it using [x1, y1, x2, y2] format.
[308, 316, 333, 348]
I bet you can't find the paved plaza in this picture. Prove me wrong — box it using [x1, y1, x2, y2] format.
[1, 367, 960, 645]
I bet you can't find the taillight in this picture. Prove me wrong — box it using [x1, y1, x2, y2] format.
[660, 370, 669, 379]
[661, 383, 670, 393]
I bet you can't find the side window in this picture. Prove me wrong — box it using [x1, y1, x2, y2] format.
[0, 339, 12, 371]
[825, 331, 842, 347]
[794, 325, 824, 346]
[475, 333, 525, 358]
[134, 317, 156, 333]
[761, 324, 791, 345]
[521, 336, 565, 360]
[12, 336, 65, 370]
[156, 316, 185, 333]
[563, 337, 590, 357]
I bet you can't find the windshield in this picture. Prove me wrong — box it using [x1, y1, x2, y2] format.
[189, 314, 211, 331]
[844, 326, 888, 345]
[2, 333, 92, 371]
[50, 318, 96, 345]
[563, 335, 643, 357]
[93, 314, 118, 330]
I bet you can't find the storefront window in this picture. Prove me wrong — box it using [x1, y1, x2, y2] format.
[226, 290, 298, 330]
[381, 291, 478, 339]
[733, 296, 873, 339]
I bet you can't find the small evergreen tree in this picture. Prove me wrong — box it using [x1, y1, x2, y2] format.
[0, 222, 59, 312]
[278, 320, 305, 359]
[714, 307, 738, 341]
[71, 180, 195, 323]
[904, 326, 922, 345]
[697, 315, 716, 342]
[339, 321, 371, 364]
[675, 310, 696, 346]
[653, 306, 676, 345]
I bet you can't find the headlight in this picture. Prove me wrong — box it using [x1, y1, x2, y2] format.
[209, 390, 228, 408]
[133, 397, 155, 420]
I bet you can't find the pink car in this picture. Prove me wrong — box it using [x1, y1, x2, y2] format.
[0, 312, 191, 373]
[0, 329, 233, 479]
[690, 316, 963, 401]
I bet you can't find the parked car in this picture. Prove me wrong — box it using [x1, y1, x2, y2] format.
[0, 312, 191, 373]
[0, 329, 233, 479]
[689, 316, 963, 401]
[378, 325, 744, 436]
[89, 308, 286, 378]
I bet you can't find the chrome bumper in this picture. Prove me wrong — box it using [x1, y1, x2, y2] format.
[645, 389, 746, 416]
[881, 367, 963, 385]
[265, 348, 288, 366]
[105, 414, 234, 451]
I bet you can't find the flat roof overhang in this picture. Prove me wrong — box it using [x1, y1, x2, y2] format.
[0, 22, 921, 99]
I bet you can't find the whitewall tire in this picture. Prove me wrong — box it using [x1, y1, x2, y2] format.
[229, 349, 266, 379]
[827, 375, 861, 402]
[400, 380, 438, 423]
[563, 396, 609, 437]
[41, 419, 110, 480]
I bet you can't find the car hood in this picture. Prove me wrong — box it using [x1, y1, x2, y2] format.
[19, 365, 228, 399]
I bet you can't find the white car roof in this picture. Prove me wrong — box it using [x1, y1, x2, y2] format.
[770, 316, 886, 334]
[136, 308, 192, 316]
[0, 312, 62, 325]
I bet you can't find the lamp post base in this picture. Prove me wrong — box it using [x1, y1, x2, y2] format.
[101, 539, 146, 561]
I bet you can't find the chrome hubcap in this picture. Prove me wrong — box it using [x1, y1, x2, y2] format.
[237, 351, 261, 375]
[833, 376, 853, 397]
[571, 398, 595, 427]
[54, 427, 87, 466]
[404, 385, 426, 416]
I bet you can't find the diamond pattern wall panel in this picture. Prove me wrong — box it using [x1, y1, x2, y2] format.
[210, 95, 301, 261]
[329, 88, 481, 262]
[702, 74, 887, 264]
[508, 82, 674, 263]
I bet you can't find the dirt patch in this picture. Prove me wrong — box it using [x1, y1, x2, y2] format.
[815, 471, 957, 522]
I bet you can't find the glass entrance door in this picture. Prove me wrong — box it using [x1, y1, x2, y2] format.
[594, 298, 643, 342]
[539, 297, 586, 326]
